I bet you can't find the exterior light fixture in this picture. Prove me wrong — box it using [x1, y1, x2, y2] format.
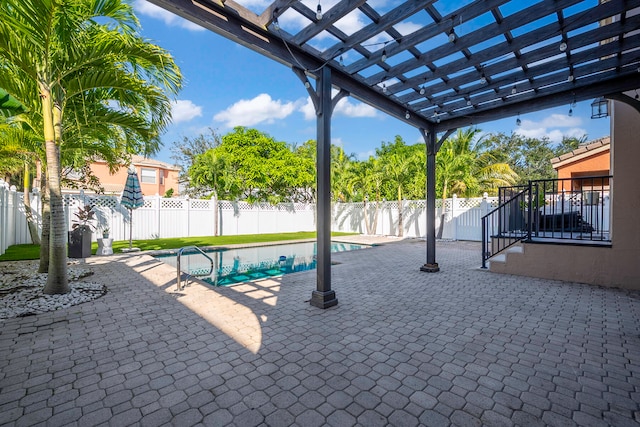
[420, 87, 426, 95]
[339, 55, 344, 66]
[516, 114, 521, 126]
[567, 74, 574, 82]
[381, 49, 387, 62]
[568, 107, 573, 117]
[405, 110, 410, 119]
[591, 97, 609, 119]
[316, 1, 322, 20]
[511, 84, 517, 95]
[448, 29, 456, 43]
[466, 98, 472, 106]
[559, 41, 567, 52]
[304, 81, 311, 89]
[382, 83, 387, 93]
[273, 18, 279, 30]
[480, 75, 487, 85]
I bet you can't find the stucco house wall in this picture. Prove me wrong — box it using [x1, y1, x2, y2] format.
[83, 155, 180, 197]
[551, 137, 610, 191]
[491, 98, 640, 290]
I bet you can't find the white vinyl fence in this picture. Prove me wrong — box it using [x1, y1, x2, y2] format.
[1, 181, 502, 255]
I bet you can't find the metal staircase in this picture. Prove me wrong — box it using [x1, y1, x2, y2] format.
[481, 176, 611, 269]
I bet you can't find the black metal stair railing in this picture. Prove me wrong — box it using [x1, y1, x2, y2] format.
[482, 176, 612, 268]
[481, 188, 530, 268]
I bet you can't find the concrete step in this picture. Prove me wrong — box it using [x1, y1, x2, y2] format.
[487, 244, 524, 268]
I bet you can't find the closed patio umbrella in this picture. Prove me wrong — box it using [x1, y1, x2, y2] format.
[120, 167, 144, 251]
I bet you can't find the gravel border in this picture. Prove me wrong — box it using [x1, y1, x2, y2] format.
[0, 260, 107, 320]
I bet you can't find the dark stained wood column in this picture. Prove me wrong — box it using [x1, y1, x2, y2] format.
[310, 66, 337, 308]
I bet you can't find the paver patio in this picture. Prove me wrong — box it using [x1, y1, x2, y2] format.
[1, 239, 639, 426]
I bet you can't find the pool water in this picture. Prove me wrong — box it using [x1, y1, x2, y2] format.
[155, 241, 370, 286]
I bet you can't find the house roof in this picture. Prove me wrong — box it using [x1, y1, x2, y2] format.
[131, 155, 180, 171]
[92, 155, 180, 171]
[551, 136, 610, 169]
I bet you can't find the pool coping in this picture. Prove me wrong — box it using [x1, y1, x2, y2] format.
[144, 236, 386, 258]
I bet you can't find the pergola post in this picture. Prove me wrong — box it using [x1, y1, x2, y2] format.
[420, 127, 456, 272]
[311, 67, 338, 308]
[292, 66, 347, 308]
[421, 127, 440, 272]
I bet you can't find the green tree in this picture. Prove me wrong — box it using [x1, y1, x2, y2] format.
[0, 0, 182, 294]
[436, 128, 517, 237]
[376, 136, 424, 237]
[344, 157, 385, 234]
[0, 119, 42, 244]
[171, 128, 221, 197]
[483, 132, 586, 185]
[189, 127, 315, 204]
[437, 128, 517, 198]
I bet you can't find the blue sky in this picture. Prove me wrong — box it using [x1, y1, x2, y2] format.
[131, 0, 611, 165]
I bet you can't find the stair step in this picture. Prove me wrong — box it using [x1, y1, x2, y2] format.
[505, 245, 523, 254]
[490, 254, 506, 263]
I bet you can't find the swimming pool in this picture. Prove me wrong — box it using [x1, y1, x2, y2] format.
[155, 241, 370, 286]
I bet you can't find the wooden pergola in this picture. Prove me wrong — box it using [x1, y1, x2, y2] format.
[148, 0, 640, 308]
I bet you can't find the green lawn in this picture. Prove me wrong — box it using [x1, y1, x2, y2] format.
[0, 232, 358, 262]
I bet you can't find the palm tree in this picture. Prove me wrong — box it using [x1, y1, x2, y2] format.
[436, 128, 517, 237]
[377, 137, 423, 237]
[0, 119, 42, 245]
[0, 0, 182, 294]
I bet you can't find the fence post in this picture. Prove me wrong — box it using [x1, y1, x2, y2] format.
[185, 195, 191, 237]
[481, 192, 489, 217]
[155, 195, 161, 238]
[0, 180, 6, 255]
[452, 194, 458, 240]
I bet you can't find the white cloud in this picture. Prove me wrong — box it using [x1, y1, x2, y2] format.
[333, 10, 366, 35]
[395, 22, 422, 36]
[539, 114, 582, 128]
[515, 114, 587, 143]
[133, 0, 204, 31]
[300, 93, 378, 120]
[213, 93, 300, 127]
[171, 100, 203, 123]
[301, 97, 316, 120]
[357, 149, 376, 160]
[334, 98, 378, 118]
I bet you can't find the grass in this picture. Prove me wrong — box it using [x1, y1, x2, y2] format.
[0, 231, 358, 262]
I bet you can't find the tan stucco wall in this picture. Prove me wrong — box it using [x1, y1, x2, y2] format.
[491, 99, 640, 290]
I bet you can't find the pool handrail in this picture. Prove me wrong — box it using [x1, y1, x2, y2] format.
[176, 246, 214, 291]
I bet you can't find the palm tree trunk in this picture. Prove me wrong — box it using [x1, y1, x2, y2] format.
[363, 198, 370, 235]
[437, 181, 448, 240]
[41, 84, 68, 294]
[213, 192, 218, 236]
[38, 165, 50, 273]
[23, 162, 40, 245]
[372, 197, 380, 235]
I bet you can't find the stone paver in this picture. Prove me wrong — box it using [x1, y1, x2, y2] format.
[1, 238, 640, 426]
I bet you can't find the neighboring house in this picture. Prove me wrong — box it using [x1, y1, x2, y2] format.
[488, 94, 640, 290]
[89, 155, 180, 197]
[551, 136, 610, 192]
[35, 155, 180, 196]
